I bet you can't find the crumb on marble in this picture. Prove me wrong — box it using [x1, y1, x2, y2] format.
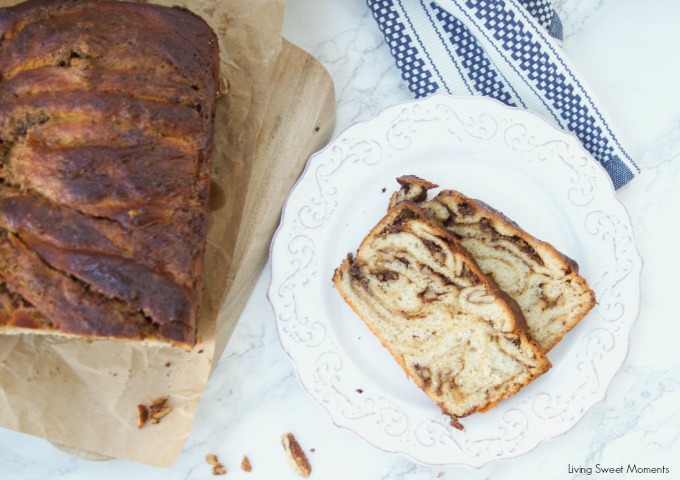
[241, 455, 252, 472]
[281, 432, 311, 478]
[206, 453, 227, 476]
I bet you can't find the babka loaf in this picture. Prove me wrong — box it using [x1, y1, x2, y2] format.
[389, 176, 596, 351]
[0, 0, 220, 346]
[333, 202, 551, 428]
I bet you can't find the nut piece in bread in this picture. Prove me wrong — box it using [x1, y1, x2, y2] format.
[390, 176, 597, 351]
[333, 202, 551, 428]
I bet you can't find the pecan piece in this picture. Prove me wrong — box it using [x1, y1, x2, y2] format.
[205, 453, 227, 476]
[136, 404, 149, 429]
[136, 396, 172, 428]
[281, 433, 311, 478]
[459, 285, 496, 304]
[241, 455, 252, 472]
[148, 396, 172, 424]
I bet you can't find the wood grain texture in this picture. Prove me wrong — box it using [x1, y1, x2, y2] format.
[213, 39, 336, 362]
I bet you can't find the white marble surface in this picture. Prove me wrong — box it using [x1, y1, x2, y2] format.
[2, 0, 680, 478]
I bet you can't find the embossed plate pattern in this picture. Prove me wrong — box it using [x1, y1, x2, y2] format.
[268, 94, 641, 466]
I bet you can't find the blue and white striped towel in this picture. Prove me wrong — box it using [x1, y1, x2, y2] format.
[368, 0, 639, 189]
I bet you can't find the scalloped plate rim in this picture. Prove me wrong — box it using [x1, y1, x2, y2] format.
[267, 93, 643, 467]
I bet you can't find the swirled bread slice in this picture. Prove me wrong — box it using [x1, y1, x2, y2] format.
[389, 176, 596, 351]
[333, 202, 550, 428]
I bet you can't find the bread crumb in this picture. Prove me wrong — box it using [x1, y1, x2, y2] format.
[281, 433, 311, 478]
[241, 455, 252, 472]
[136, 404, 149, 429]
[449, 416, 464, 431]
[205, 453, 227, 476]
[219, 77, 229, 95]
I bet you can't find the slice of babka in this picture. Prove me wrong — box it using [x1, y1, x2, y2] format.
[333, 202, 551, 428]
[389, 176, 597, 351]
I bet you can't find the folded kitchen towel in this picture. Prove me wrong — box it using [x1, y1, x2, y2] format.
[367, 0, 639, 189]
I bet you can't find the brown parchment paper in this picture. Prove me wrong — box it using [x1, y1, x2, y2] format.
[0, 0, 320, 467]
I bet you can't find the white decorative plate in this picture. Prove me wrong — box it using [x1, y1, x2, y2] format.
[268, 94, 642, 466]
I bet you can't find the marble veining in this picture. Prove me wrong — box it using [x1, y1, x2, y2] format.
[1, 0, 679, 479]
[553, 0, 609, 40]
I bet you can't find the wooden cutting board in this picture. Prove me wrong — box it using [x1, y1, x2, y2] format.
[212, 38, 336, 361]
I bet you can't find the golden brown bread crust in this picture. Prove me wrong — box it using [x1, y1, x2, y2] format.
[390, 175, 597, 351]
[0, 0, 219, 346]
